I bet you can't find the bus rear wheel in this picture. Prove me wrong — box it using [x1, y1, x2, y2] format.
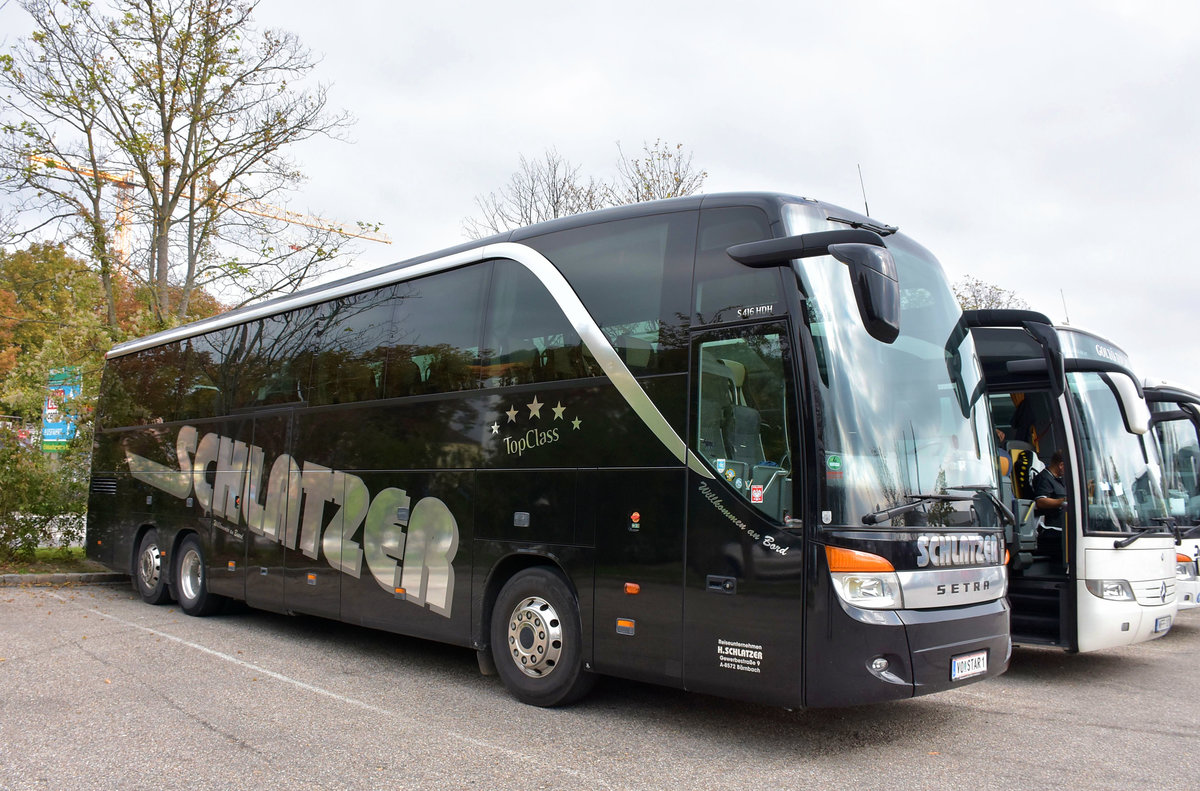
[490, 567, 594, 707]
[173, 534, 225, 617]
[134, 530, 171, 605]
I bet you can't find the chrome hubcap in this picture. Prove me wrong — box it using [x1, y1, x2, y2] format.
[179, 548, 203, 602]
[507, 596, 562, 678]
[138, 543, 161, 590]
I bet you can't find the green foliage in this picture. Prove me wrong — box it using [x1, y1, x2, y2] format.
[0, 422, 90, 562]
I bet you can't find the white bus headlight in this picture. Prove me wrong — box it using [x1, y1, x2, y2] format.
[830, 571, 903, 609]
[1085, 579, 1135, 601]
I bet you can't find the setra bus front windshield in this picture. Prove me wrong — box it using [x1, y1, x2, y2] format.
[783, 203, 998, 529]
[1066, 371, 1167, 532]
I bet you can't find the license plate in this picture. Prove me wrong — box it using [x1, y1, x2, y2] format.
[1155, 615, 1172, 633]
[950, 649, 988, 681]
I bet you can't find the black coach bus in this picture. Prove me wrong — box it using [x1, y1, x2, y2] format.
[87, 192, 1009, 707]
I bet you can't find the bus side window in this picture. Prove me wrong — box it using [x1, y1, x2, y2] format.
[694, 207, 782, 326]
[692, 324, 796, 522]
[483, 259, 592, 387]
[178, 328, 234, 420]
[389, 265, 487, 395]
[521, 211, 696, 375]
[310, 287, 396, 406]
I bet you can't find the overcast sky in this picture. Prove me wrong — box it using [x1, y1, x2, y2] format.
[4, 0, 1199, 390]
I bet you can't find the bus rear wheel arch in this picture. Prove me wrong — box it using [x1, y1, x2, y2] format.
[172, 533, 226, 617]
[489, 566, 594, 707]
[133, 528, 171, 605]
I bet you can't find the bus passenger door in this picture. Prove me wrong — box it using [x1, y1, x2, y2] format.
[683, 322, 805, 705]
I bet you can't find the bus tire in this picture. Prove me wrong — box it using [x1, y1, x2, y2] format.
[490, 567, 594, 707]
[173, 534, 225, 617]
[133, 530, 171, 605]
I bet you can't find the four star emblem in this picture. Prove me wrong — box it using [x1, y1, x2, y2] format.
[497, 395, 582, 443]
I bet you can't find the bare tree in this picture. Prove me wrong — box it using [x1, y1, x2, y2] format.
[953, 275, 1030, 311]
[0, 0, 358, 327]
[463, 149, 609, 239]
[463, 140, 707, 239]
[613, 139, 707, 204]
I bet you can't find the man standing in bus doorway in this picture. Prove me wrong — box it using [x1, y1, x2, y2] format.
[1033, 451, 1069, 557]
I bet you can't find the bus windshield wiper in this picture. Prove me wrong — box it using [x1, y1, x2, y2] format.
[826, 215, 899, 236]
[1114, 523, 1173, 549]
[946, 484, 1016, 527]
[862, 493, 973, 526]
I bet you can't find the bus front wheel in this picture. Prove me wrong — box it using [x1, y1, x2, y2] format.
[173, 534, 225, 617]
[134, 530, 171, 605]
[490, 567, 594, 707]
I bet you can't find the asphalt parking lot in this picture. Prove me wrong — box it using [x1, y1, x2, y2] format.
[1, 583, 1198, 791]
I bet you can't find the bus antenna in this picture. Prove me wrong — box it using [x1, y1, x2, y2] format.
[1059, 289, 1071, 325]
[857, 163, 871, 217]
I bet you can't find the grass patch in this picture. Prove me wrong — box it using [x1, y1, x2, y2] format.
[0, 546, 109, 575]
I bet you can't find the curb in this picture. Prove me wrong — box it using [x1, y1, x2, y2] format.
[0, 572, 129, 587]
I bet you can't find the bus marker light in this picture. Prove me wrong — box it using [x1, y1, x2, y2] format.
[616, 618, 636, 635]
[394, 587, 406, 598]
[629, 512, 641, 532]
[825, 546, 894, 572]
[306, 573, 316, 585]
[624, 583, 641, 595]
[227, 561, 236, 571]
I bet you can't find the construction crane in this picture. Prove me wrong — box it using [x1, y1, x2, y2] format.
[30, 154, 139, 267]
[28, 154, 391, 269]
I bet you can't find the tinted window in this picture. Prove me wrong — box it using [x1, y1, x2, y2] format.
[178, 328, 239, 419]
[390, 265, 487, 396]
[234, 309, 323, 408]
[483, 258, 597, 386]
[694, 207, 781, 325]
[311, 287, 396, 406]
[525, 212, 696, 374]
[98, 342, 190, 427]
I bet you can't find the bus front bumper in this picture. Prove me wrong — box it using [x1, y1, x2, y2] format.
[897, 596, 1012, 699]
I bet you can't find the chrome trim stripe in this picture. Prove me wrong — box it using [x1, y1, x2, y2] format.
[106, 242, 712, 477]
[896, 565, 1007, 609]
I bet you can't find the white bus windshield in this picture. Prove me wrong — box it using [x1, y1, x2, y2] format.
[1069, 372, 1169, 532]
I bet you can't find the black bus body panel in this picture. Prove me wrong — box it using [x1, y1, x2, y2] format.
[85, 191, 1014, 710]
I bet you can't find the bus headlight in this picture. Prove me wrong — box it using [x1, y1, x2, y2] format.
[830, 571, 903, 609]
[826, 545, 903, 609]
[1084, 579, 1135, 601]
[1176, 554, 1198, 581]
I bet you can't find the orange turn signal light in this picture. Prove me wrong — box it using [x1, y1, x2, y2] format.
[1178, 553, 1192, 564]
[825, 545, 895, 573]
[624, 582, 641, 595]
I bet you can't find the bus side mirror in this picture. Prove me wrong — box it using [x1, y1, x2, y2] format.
[727, 229, 900, 344]
[828, 243, 900, 344]
[1109, 372, 1151, 435]
[1021, 321, 1066, 397]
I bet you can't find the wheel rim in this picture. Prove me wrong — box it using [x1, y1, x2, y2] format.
[137, 542, 161, 590]
[506, 595, 563, 678]
[179, 548, 203, 603]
